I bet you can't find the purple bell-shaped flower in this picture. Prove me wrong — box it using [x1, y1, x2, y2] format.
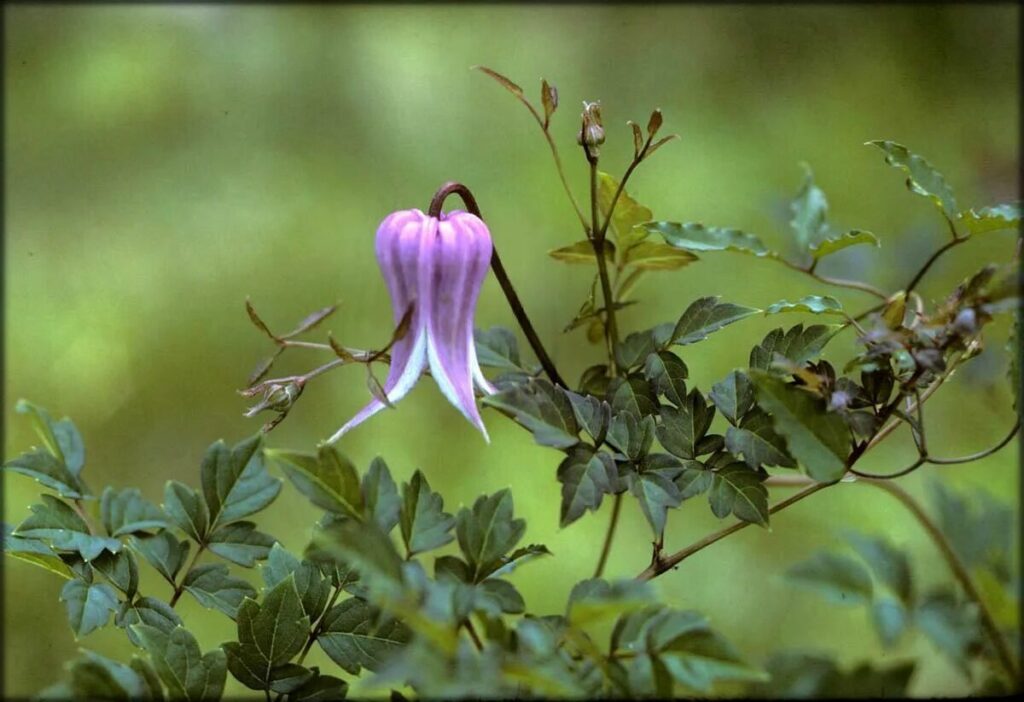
[328, 208, 496, 443]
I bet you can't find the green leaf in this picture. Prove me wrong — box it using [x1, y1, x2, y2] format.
[958, 202, 1021, 236]
[750, 324, 841, 371]
[914, 588, 980, 667]
[709, 371, 755, 426]
[750, 371, 851, 481]
[844, 532, 912, 604]
[268, 664, 315, 694]
[567, 578, 654, 628]
[101, 487, 170, 537]
[3, 448, 86, 498]
[319, 598, 412, 674]
[644, 351, 688, 407]
[474, 326, 524, 372]
[789, 164, 829, 249]
[311, 518, 403, 599]
[222, 641, 269, 691]
[656, 390, 716, 460]
[129, 655, 165, 700]
[163, 481, 209, 543]
[290, 672, 349, 701]
[362, 457, 401, 533]
[399, 470, 455, 557]
[199, 435, 281, 530]
[261, 545, 331, 621]
[482, 379, 580, 449]
[557, 448, 616, 527]
[268, 445, 364, 519]
[708, 462, 769, 526]
[456, 489, 526, 582]
[608, 376, 659, 418]
[597, 171, 653, 250]
[725, 410, 796, 469]
[15, 494, 121, 560]
[622, 241, 699, 270]
[628, 463, 683, 536]
[868, 140, 957, 219]
[60, 579, 119, 639]
[871, 598, 908, 648]
[93, 548, 140, 597]
[765, 295, 845, 316]
[606, 412, 656, 460]
[207, 521, 275, 567]
[15, 399, 86, 476]
[809, 230, 879, 259]
[116, 596, 183, 647]
[132, 625, 227, 701]
[669, 296, 761, 346]
[564, 391, 612, 445]
[3, 522, 76, 579]
[786, 552, 873, 605]
[749, 652, 915, 699]
[129, 532, 190, 584]
[616, 330, 658, 370]
[67, 650, 151, 699]
[675, 461, 713, 500]
[548, 239, 613, 264]
[654, 617, 767, 692]
[645, 221, 775, 258]
[237, 574, 310, 669]
[183, 563, 257, 619]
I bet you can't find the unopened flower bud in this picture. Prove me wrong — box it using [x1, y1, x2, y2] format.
[951, 307, 979, 336]
[577, 101, 605, 153]
[244, 381, 303, 417]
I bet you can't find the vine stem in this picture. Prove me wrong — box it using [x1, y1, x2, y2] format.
[168, 544, 205, 607]
[635, 480, 833, 581]
[593, 493, 623, 578]
[428, 182, 567, 388]
[779, 258, 889, 300]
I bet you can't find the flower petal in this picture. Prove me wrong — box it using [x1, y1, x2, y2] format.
[424, 211, 493, 438]
[326, 324, 429, 444]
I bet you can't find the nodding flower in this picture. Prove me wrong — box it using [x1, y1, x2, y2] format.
[328, 208, 496, 444]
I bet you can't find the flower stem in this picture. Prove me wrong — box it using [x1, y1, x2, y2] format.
[586, 153, 620, 376]
[593, 493, 623, 578]
[428, 182, 567, 388]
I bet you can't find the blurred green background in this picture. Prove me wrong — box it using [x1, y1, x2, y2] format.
[4, 4, 1019, 698]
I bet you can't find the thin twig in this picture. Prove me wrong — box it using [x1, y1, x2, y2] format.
[927, 419, 1020, 465]
[635, 481, 833, 581]
[593, 494, 623, 578]
[779, 258, 889, 300]
[464, 619, 484, 652]
[905, 236, 966, 293]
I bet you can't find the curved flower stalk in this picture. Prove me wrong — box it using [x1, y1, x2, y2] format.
[328, 208, 496, 443]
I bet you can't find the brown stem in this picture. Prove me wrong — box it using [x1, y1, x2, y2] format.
[428, 182, 567, 388]
[779, 258, 889, 300]
[593, 493, 623, 578]
[635, 481, 833, 581]
[905, 236, 966, 293]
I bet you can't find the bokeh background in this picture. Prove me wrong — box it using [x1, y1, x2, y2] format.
[4, 3, 1019, 698]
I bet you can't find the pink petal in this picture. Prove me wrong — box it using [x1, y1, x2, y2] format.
[424, 211, 493, 438]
